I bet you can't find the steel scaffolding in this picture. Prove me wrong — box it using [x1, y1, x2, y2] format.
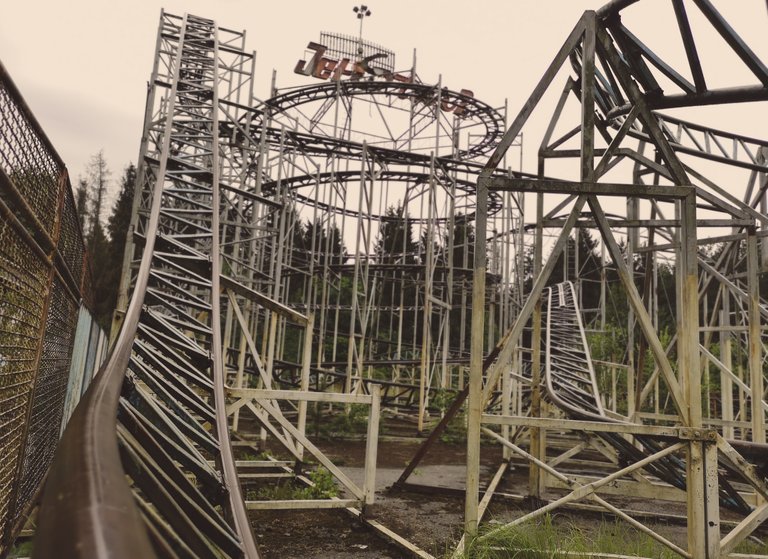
[1, 2, 765, 558]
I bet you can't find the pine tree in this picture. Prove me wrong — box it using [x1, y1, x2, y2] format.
[101, 163, 137, 328]
[376, 205, 417, 264]
[303, 219, 347, 268]
[107, 163, 136, 262]
[375, 205, 419, 348]
[82, 150, 113, 329]
[86, 150, 111, 241]
[75, 178, 89, 234]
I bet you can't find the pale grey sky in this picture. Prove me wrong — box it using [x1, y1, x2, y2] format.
[1, 1, 765, 205]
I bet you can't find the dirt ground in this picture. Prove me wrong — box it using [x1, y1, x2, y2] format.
[248, 439, 491, 558]
[246, 437, 750, 559]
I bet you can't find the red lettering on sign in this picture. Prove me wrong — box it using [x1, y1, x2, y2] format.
[294, 42, 472, 115]
[295, 42, 326, 76]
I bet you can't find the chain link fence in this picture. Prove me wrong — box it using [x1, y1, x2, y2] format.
[0, 60, 106, 551]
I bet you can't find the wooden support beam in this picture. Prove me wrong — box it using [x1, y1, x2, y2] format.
[245, 499, 360, 510]
[466, 10, 590, 538]
[746, 232, 765, 445]
[691, 0, 768, 86]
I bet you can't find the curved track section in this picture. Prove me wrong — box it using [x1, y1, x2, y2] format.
[261, 169, 503, 220]
[543, 282, 750, 514]
[262, 81, 505, 158]
[36, 14, 260, 558]
[544, 282, 604, 419]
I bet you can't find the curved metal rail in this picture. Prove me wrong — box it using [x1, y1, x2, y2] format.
[36, 13, 260, 558]
[261, 81, 505, 158]
[543, 282, 750, 514]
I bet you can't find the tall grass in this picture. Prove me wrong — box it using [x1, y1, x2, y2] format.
[457, 515, 681, 559]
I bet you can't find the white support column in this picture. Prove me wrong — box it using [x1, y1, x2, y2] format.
[296, 314, 315, 461]
[363, 385, 381, 507]
[679, 192, 717, 558]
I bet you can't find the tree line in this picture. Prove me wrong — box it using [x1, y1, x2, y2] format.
[75, 150, 135, 330]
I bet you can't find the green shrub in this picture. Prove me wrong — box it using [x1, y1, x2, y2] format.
[249, 466, 339, 501]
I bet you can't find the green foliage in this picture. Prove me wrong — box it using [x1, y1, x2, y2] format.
[430, 389, 455, 413]
[86, 149, 111, 235]
[458, 515, 679, 559]
[734, 537, 768, 555]
[439, 411, 467, 445]
[80, 155, 136, 330]
[326, 404, 370, 435]
[88, 222, 112, 329]
[75, 178, 88, 232]
[304, 465, 338, 498]
[376, 204, 418, 264]
[250, 466, 339, 501]
[6, 539, 33, 558]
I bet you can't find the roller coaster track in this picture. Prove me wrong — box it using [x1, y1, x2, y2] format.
[261, 81, 505, 159]
[35, 14, 260, 558]
[543, 282, 751, 514]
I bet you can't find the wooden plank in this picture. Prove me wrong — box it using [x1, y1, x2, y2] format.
[244, 401, 302, 461]
[254, 398, 365, 500]
[720, 502, 768, 556]
[594, 105, 640, 178]
[746, 233, 765, 444]
[704, 440, 720, 558]
[546, 473, 687, 502]
[453, 462, 509, 557]
[482, 427, 689, 556]
[347, 510, 436, 559]
[617, 23, 696, 94]
[244, 499, 360, 510]
[581, 11, 597, 181]
[596, 24, 690, 185]
[691, 0, 768, 86]
[716, 437, 768, 501]
[227, 290, 272, 388]
[672, 0, 706, 93]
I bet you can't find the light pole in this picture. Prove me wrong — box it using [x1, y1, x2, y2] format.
[352, 4, 372, 60]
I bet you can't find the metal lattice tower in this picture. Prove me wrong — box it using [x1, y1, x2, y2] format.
[36, 13, 261, 557]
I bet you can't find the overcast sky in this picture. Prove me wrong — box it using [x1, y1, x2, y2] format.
[1, 1, 765, 205]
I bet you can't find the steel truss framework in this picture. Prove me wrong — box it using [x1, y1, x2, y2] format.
[19, 2, 767, 559]
[23, 5, 526, 557]
[241, 39, 522, 438]
[36, 13, 263, 558]
[458, 1, 768, 558]
[30, 7, 519, 558]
